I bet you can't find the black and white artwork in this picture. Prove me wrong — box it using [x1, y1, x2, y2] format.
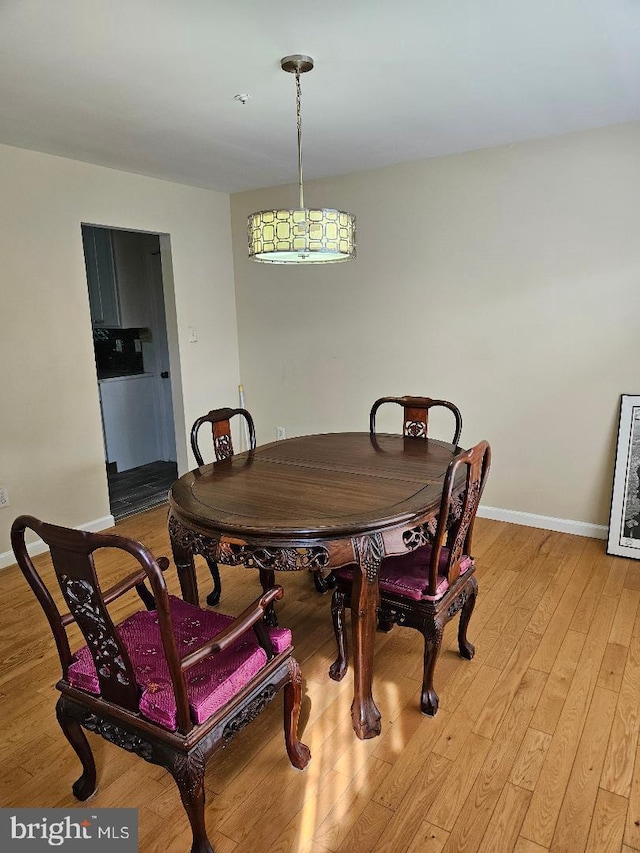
[608, 395, 640, 558]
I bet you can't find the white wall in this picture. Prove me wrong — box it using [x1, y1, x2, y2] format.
[230, 121, 640, 531]
[0, 143, 240, 558]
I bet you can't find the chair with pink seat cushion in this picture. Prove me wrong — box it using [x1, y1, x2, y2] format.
[329, 440, 491, 716]
[11, 516, 310, 853]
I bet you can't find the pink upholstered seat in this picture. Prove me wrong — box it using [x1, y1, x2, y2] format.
[68, 595, 292, 731]
[334, 545, 473, 602]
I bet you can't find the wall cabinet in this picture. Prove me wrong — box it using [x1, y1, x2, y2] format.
[82, 226, 150, 328]
[82, 226, 120, 327]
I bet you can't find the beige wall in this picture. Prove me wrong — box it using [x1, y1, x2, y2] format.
[0, 143, 240, 557]
[231, 122, 640, 529]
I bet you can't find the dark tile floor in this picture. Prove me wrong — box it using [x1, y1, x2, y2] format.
[107, 460, 178, 521]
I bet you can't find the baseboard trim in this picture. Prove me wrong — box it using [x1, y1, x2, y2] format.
[478, 505, 607, 540]
[0, 514, 115, 570]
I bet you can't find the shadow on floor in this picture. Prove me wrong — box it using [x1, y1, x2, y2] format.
[107, 460, 178, 521]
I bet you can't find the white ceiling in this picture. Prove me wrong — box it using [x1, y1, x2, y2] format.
[1, 0, 639, 194]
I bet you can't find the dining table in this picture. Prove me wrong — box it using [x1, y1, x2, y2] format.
[167, 431, 466, 740]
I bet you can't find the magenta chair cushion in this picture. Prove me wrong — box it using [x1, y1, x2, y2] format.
[334, 545, 473, 602]
[68, 596, 292, 732]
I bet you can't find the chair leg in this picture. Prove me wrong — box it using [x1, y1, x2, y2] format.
[55, 698, 97, 801]
[205, 559, 222, 607]
[458, 578, 478, 660]
[170, 749, 213, 853]
[329, 588, 349, 681]
[377, 611, 394, 633]
[420, 617, 445, 716]
[312, 569, 337, 593]
[313, 568, 329, 593]
[259, 568, 278, 627]
[283, 658, 312, 770]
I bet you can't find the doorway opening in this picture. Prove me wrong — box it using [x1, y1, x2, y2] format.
[82, 225, 181, 521]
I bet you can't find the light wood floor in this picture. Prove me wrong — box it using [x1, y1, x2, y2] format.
[2, 508, 640, 852]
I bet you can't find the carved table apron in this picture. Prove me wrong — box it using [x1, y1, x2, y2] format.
[168, 432, 465, 740]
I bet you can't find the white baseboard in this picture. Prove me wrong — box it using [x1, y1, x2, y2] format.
[0, 514, 115, 570]
[478, 504, 607, 540]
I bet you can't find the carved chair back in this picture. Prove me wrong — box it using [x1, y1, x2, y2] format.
[369, 396, 463, 446]
[190, 406, 256, 466]
[12, 516, 222, 733]
[425, 440, 491, 596]
[189, 406, 257, 606]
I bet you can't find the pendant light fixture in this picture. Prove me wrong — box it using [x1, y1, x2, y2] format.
[248, 55, 356, 264]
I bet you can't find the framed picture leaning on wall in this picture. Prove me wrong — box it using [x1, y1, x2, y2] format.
[608, 395, 640, 558]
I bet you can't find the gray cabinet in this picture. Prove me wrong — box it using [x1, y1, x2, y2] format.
[82, 225, 120, 327]
[98, 374, 159, 471]
[82, 226, 150, 328]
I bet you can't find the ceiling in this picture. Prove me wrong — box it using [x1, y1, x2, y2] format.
[1, 0, 639, 194]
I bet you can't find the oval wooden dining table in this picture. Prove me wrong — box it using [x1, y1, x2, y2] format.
[167, 431, 465, 739]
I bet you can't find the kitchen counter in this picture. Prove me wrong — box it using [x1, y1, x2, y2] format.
[98, 371, 154, 383]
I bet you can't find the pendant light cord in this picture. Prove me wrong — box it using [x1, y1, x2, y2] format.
[296, 71, 304, 209]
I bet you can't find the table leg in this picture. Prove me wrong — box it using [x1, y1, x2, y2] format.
[350, 534, 383, 739]
[170, 536, 200, 606]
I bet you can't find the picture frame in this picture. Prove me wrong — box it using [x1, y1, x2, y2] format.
[608, 395, 640, 558]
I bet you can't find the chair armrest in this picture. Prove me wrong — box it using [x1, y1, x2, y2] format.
[180, 586, 284, 671]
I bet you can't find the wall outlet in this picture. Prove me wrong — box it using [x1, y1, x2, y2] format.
[276, 426, 286, 441]
[0, 486, 9, 508]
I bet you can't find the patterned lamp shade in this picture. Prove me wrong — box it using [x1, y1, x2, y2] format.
[248, 207, 356, 263]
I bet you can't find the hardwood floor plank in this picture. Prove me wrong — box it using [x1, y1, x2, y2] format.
[623, 737, 640, 849]
[513, 839, 550, 853]
[549, 685, 618, 852]
[425, 732, 493, 831]
[601, 606, 640, 797]
[371, 709, 452, 811]
[584, 788, 628, 853]
[529, 629, 585, 735]
[473, 630, 541, 740]
[508, 727, 553, 792]
[432, 665, 501, 760]
[313, 756, 391, 852]
[337, 801, 393, 853]
[441, 668, 547, 853]
[477, 781, 531, 852]
[372, 753, 453, 853]
[520, 594, 618, 848]
[597, 642, 628, 692]
[405, 821, 450, 852]
[609, 589, 640, 646]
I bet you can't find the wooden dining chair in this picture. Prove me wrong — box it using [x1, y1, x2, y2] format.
[11, 516, 310, 853]
[370, 395, 463, 446]
[191, 405, 330, 605]
[190, 407, 257, 606]
[329, 439, 491, 716]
